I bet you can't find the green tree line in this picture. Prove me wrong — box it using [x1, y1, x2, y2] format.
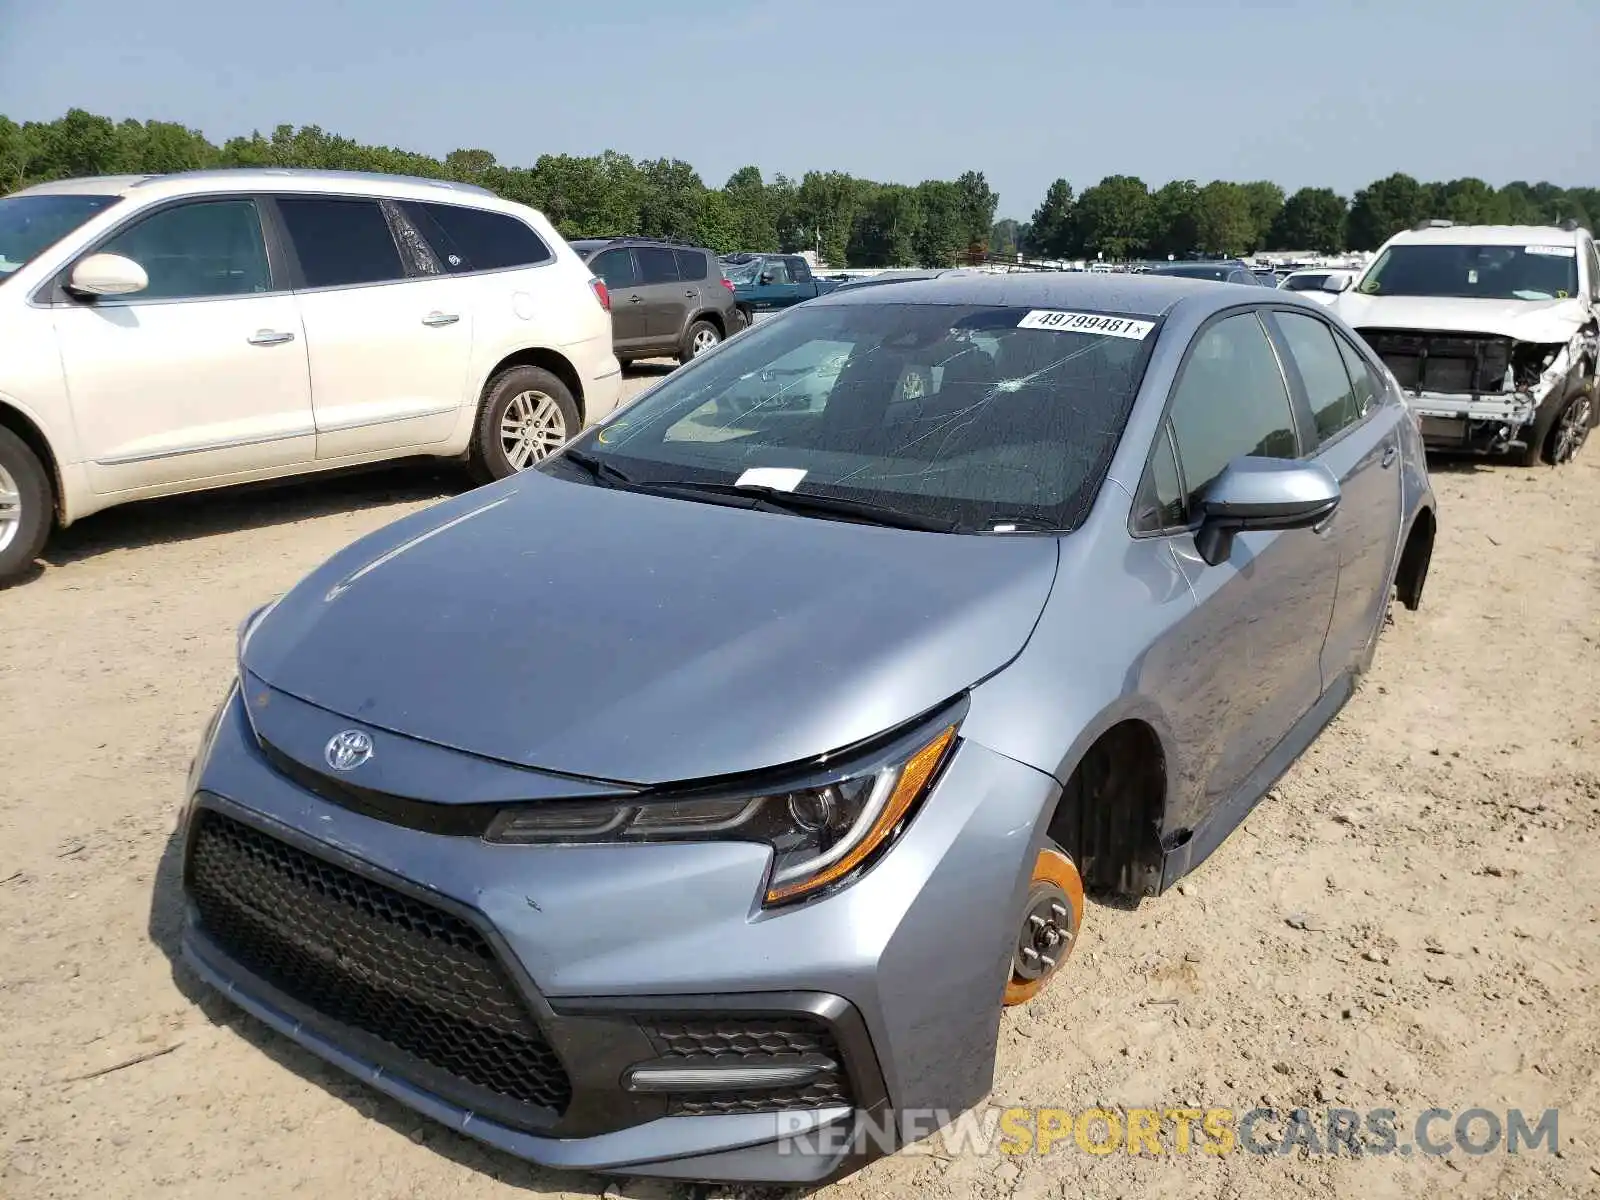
[3, 110, 1596, 267]
[1016, 174, 1599, 262]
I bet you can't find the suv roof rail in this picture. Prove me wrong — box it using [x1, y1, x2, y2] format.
[132, 168, 495, 196]
[580, 234, 702, 248]
[1560, 217, 1581, 232]
[1412, 218, 1454, 230]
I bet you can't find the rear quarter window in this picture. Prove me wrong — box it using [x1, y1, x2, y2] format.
[409, 202, 552, 272]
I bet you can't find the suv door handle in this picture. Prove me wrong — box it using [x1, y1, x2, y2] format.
[628, 295, 643, 303]
[684, 289, 696, 297]
[247, 330, 295, 346]
[422, 312, 460, 327]
[1381, 443, 1398, 468]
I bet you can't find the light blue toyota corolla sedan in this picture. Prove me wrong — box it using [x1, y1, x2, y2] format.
[181, 273, 1436, 1185]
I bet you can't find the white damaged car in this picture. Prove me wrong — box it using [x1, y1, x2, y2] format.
[1329, 220, 1599, 465]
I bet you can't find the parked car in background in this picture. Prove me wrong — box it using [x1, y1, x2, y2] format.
[1278, 268, 1356, 305]
[570, 236, 741, 364]
[0, 168, 620, 584]
[183, 272, 1434, 1186]
[1330, 219, 1600, 464]
[721, 253, 847, 325]
[1149, 259, 1265, 285]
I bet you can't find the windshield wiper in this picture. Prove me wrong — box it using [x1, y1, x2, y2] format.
[557, 447, 636, 488]
[646, 481, 957, 533]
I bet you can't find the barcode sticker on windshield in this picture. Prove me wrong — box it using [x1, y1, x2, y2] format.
[1018, 310, 1155, 339]
[1525, 244, 1576, 257]
[735, 466, 807, 492]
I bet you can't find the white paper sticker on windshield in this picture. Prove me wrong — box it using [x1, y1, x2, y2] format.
[1525, 244, 1576, 257]
[1017, 310, 1155, 339]
[736, 467, 807, 492]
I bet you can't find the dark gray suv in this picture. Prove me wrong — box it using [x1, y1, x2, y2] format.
[571, 237, 743, 364]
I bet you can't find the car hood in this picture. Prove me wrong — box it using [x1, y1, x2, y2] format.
[1333, 292, 1589, 342]
[243, 472, 1060, 787]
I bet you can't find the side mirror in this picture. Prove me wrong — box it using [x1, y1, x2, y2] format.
[68, 253, 149, 297]
[1194, 457, 1340, 567]
[758, 273, 774, 285]
[1321, 273, 1352, 294]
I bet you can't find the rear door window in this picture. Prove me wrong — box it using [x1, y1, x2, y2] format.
[276, 197, 405, 288]
[635, 246, 681, 285]
[409, 202, 551, 272]
[1275, 310, 1362, 445]
[1334, 332, 1382, 418]
[97, 199, 271, 300]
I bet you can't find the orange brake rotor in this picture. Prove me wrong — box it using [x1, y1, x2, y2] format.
[1003, 846, 1085, 1006]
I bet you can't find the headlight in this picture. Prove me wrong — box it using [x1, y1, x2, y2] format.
[485, 721, 959, 907]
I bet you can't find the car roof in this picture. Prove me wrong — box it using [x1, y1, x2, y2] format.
[813, 270, 1246, 317]
[1386, 223, 1588, 247]
[11, 168, 498, 205]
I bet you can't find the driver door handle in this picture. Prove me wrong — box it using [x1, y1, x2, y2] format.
[247, 330, 295, 346]
[685, 289, 696, 297]
[628, 295, 643, 303]
[1381, 443, 1398, 468]
[422, 312, 460, 327]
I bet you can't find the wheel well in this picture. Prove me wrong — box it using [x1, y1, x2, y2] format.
[1396, 506, 1435, 612]
[484, 349, 585, 421]
[0, 402, 62, 522]
[1046, 720, 1166, 897]
[692, 309, 726, 338]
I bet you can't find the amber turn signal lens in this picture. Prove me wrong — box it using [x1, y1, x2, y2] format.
[764, 725, 955, 905]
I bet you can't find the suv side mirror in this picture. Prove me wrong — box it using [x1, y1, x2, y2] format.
[1322, 273, 1352, 294]
[68, 253, 149, 297]
[1194, 457, 1341, 566]
[758, 272, 773, 285]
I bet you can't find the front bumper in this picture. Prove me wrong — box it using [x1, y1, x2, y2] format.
[178, 687, 1059, 1182]
[1404, 391, 1539, 453]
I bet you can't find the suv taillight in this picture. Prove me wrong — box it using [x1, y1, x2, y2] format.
[720, 278, 735, 293]
[589, 277, 611, 312]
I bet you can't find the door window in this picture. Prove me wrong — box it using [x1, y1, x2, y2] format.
[635, 246, 681, 285]
[409, 202, 551, 272]
[591, 247, 638, 289]
[97, 199, 271, 300]
[1276, 311, 1361, 445]
[1334, 332, 1382, 418]
[276, 197, 405, 289]
[1132, 424, 1186, 532]
[674, 248, 709, 281]
[1167, 312, 1298, 510]
[787, 257, 813, 282]
[763, 258, 791, 284]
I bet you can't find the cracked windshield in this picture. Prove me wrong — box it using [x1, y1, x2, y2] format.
[565, 302, 1157, 532]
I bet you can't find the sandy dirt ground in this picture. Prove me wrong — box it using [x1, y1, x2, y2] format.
[2, 368, 1597, 1199]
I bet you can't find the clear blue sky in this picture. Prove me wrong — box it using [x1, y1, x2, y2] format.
[2, 0, 1596, 218]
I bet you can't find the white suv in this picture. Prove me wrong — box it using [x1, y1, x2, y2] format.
[1329, 219, 1600, 466]
[0, 169, 622, 582]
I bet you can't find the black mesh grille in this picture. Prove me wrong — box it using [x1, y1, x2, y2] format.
[188, 810, 571, 1115]
[642, 1018, 853, 1117]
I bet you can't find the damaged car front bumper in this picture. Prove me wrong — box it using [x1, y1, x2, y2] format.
[1361, 326, 1584, 454]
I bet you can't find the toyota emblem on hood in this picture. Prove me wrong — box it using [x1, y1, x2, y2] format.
[324, 730, 373, 772]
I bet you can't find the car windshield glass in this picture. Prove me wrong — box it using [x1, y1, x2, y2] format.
[721, 260, 760, 284]
[553, 301, 1159, 532]
[0, 194, 121, 278]
[1358, 243, 1580, 301]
